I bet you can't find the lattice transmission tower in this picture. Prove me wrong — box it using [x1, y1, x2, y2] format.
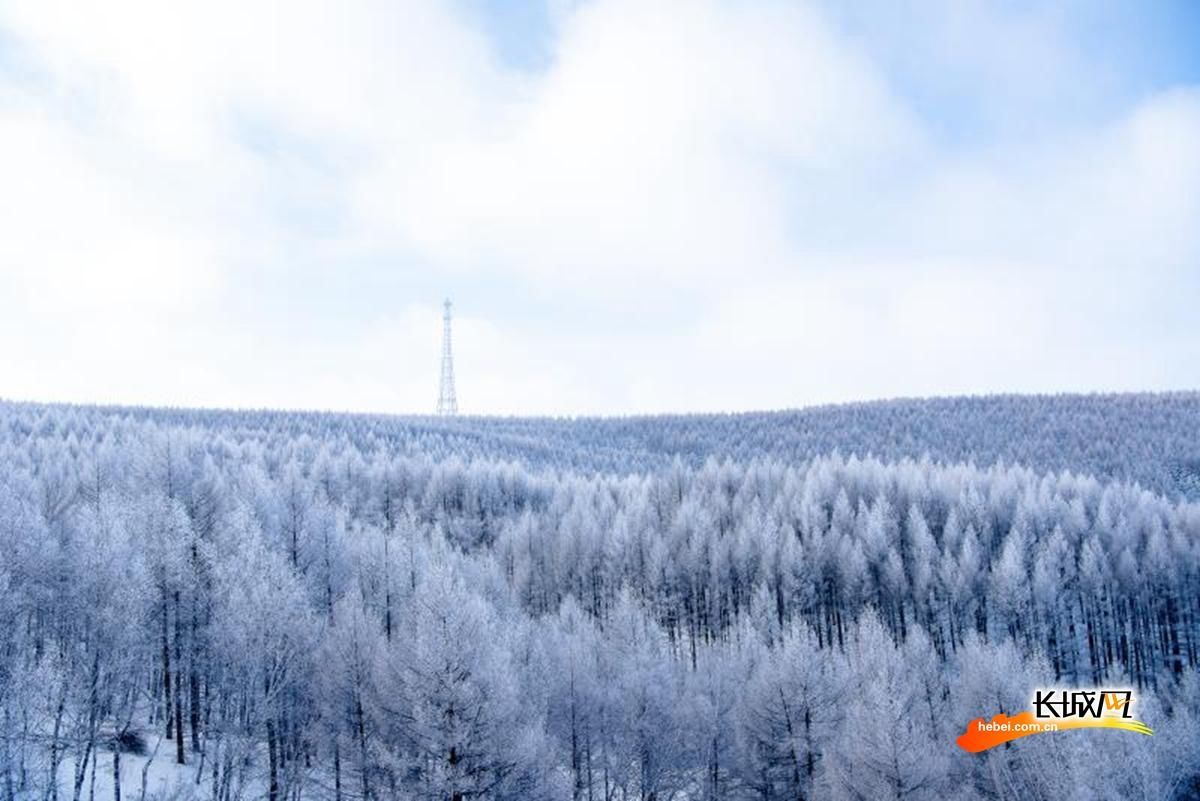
[437, 299, 458, 415]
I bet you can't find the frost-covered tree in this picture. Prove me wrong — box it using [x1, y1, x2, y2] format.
[0, 397, 1198, 801]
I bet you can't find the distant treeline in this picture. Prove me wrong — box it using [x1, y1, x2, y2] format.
[4, 392, 1199, 495]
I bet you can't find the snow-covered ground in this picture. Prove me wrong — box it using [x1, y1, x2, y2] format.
[52, 735, 209, 801]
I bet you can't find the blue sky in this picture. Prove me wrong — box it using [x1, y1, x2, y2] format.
[1, 0, 1198, 415]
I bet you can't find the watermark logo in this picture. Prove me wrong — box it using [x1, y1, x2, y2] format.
[956, 688, 1153, 753]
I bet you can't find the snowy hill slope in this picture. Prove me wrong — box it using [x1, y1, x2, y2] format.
[4, 391, 1200, 495]
[2, 393, 1198, 801]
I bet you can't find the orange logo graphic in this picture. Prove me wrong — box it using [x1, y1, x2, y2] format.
[956, 690, 1152, 753]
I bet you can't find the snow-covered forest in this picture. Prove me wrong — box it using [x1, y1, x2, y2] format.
[1, 395, 1198, 801]
[13, 393, 1196, 495]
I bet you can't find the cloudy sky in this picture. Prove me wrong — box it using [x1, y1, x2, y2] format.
[1, 0, 1198, 415]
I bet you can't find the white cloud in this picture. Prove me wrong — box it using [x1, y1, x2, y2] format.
[0, 0, 1196, 414]
[376, 0, 922, 287]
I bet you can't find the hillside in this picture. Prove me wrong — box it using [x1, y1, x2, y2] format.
[0, 394, 1197, 801]
[4, 391, 1200, 494]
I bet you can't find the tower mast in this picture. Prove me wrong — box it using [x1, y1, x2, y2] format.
[437, 299, 458, 415]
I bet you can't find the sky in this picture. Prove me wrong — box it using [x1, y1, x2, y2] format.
[1, 0, 1198, 416]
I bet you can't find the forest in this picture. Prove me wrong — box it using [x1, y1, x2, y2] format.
[0, 395, 1198, 801]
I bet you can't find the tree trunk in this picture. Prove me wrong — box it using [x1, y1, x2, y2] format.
[570, 671, 582, 801]
[162, 596, 173, 740]
[70, 741, 91, 801]
[355, 699, 370, 801]
[3, 708, 14, 801]
[266, 721, 279, 801]
[383, 529, 392, 641]
[174, 592, 185, 764]
[189, 669, 201, 753]
[138, 734, 160, 801]
[46, 694, 65, 801]
[332, 741, 341, 801]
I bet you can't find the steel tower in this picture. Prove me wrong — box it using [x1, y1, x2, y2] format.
[437, 299, 458, 415]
